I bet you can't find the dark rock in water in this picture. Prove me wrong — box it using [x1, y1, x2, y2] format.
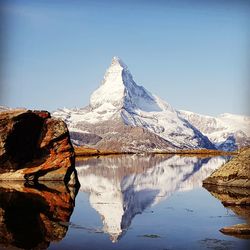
[203, 147, 250, 188]
[0, 181, 79, 249]
[0, 109, 78, 185]
[203, 185, 250, 239]
[220, 224, 250, 238]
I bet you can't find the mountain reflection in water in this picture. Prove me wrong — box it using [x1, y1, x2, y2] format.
[76, 154, 227, 242]
[0, 182, 78, 249]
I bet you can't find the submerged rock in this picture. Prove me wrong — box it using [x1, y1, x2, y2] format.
[203, 147, 250, 188]
[0, 109, 78, 185]
[0, 181, 78, 249]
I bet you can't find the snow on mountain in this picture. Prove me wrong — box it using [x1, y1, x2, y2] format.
[77, 154, 226, 242]
[90, 56, 167, 112]
[53, 57, 214, 151]
[179, 110, 250, 151]
[0, 106, 10, 112]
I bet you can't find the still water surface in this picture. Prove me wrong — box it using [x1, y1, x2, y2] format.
[0, 155, 249, 249]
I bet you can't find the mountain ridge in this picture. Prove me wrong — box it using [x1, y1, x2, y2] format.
[179, 110, 250, 151]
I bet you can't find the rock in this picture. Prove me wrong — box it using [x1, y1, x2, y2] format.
[203, 185, 250, 239]
[220, 224, 250, 239]
[203, 148, 250, 238]
[0, 181, 78, 249]
[203, 185, 250, 220]
[0, 109, 78, 185]
[203, 147, 250, 187]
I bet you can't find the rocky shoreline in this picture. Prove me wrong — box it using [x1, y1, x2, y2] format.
[203, 147, 250, 238]
[203, 147, 250, 188]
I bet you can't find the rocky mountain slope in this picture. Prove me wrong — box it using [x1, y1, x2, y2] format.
[53, 57, 215, 152]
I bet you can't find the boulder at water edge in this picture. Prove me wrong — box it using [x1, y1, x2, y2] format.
[0, 109, 78, 185]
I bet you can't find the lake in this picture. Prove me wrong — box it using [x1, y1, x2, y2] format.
[0, 155, 249, 249]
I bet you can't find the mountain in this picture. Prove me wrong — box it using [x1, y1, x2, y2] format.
[76, 154, 226, 242]
[179, 110, 250, 151]
[53, 57, 214, 152]
[0, 106, 10, 112]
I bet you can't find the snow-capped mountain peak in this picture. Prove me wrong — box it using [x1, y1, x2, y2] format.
[53, 57, 216, 151]
[90, 57, 171, 113]
[90, 56, 132, 109]
[109, 56, 128, 70]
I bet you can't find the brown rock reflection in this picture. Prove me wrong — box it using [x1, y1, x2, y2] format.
[203, 185, 250, 239]
[0, 181, 78, 249]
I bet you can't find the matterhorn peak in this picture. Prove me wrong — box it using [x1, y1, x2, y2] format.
[102, 56, 131, 86]
[53, 57, 218, 152]
[111, 56, 128, 69]
[90, 57, 135, 109]
[90, 56, 171, 112]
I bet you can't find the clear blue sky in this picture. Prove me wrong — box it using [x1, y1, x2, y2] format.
[0, 0, 249, 116]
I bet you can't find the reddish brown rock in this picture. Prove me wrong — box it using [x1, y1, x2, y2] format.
[0, 109, 77, 185]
